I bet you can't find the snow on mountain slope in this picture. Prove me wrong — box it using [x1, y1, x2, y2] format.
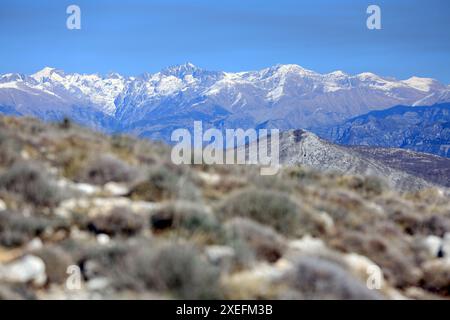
[0, 63, 449, 140]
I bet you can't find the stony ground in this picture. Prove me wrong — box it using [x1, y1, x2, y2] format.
[0, 116, 449, 300]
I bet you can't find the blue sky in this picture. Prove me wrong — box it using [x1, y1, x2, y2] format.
[0, 0, 449, 82]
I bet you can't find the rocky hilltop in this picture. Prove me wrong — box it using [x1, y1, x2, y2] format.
[0, 116, 449, 300]
[239, 129, 450, 191]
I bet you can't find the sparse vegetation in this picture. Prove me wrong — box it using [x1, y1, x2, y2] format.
[0, 115, 449, 300]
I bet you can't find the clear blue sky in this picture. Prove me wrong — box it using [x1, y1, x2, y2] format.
[0, 0, 449, 82]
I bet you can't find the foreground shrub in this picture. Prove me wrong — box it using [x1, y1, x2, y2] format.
[218, 188, 300, 235]
[68, 241, 131, 282]
[0, 161, 60, 207]
[34, 246, 74, 284]
[86, 207, 145, 237]
[150, 201, 218, 235]
[337, 175, 388, 196]
[288, 255, 382, 299]
[328, 229, 421, 288]
[129, 164, 198, 202]
[0, 129, 21, 167]
[422, 260, 450, 296]
[127, 243, 222, 299]
[77, 154, 137, 185]
[0, 210, 66, 247]
[0, 283, 36, 300]
[224, 217, 286, 263]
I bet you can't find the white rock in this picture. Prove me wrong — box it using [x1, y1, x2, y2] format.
[56, 196, 158, 218]
[97, 234, 110, 245]
[20, 150, 30, 160]
[70, 227, 91, 240]
[316, 211, 335, 233]
[75, 183, 100, 195]
[26, 238, 44, 251]
[0, 198, 6, 211]
[0, 255, 47, 286]
[197, 171, 221, 185]
[344, 253, 385, 289]
[422, 235, 442, 258]
[56, 179, 100, 196]
[205, 245, 235, 269]
[87, 277, 110, 291]
[104, 182, 129, 196]
[442, 233, 450, 257]
[288, 235, 327, 254]
[131, 201, 159, 213]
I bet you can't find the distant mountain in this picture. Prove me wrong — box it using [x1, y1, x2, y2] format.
[240, 129, 450, 191]
[325, 103, 450, 158]
[0, 64, 449, 141]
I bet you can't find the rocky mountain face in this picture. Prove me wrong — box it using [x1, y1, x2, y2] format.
[1, 64, 449, 140]
[239, 129, 450, 191]
[325, 103, 450, 158]
[351, 146, 450, 188]
[0, 115, 449, 300]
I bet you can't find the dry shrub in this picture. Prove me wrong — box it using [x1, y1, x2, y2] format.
[218, 188, 300, 235]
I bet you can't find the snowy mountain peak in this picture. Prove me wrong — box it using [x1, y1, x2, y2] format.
[0, 73, 25, 83]
[31, 67, 65, 82]
[161, 62, 202, 77]
[326, 70, 348, 78]
[401, 76, 440, 92]
[106, 72, 124, 80]
[261, 64, 317, 78]
[356, 72, 383, 81]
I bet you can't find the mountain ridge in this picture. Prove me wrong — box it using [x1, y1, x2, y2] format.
[325, 103, 450, 157]
[1, 63, 449, 141]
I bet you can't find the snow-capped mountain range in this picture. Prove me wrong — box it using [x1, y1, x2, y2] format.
[1, 63, 449, 140]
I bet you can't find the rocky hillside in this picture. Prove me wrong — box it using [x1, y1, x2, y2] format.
[351, 147, 450, 188]
[239, 129, 449, 191]
[0, 116, 449, 300]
